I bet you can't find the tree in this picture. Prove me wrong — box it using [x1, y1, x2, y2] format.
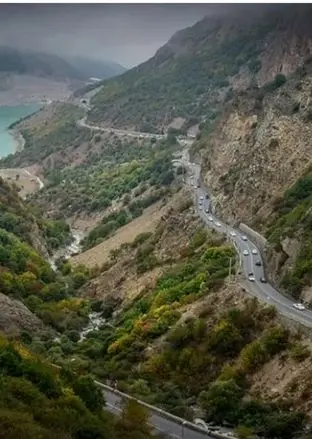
[235, 425, 256, 439]
[73, 375, 105, 412]
[274, 74, 286, 88]
[198, 379, 244, 424]
[115, 399, 153, 439]
[123, 194, 131, 205]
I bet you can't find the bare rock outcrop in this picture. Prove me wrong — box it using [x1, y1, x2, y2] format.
[0, 292, 44, 336]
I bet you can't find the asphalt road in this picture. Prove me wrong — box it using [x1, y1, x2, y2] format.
[77, 117, 193, 147]
[98, 384, 216, 439]
[76, 115, 312, 434]
[183, 159, 312, 328]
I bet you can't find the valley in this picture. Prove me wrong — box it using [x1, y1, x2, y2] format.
[2, 4, 312, 439]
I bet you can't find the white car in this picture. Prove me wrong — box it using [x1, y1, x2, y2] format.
[293, 303, 306, 311]
[230, 231, 237, 237]
[243, 250, 249, 256]
[200, 195, 204, 200]
[241, 235, 248, 241]
[252, 249, 258, 255]
[205, 208, 209, 213]
[208, 216, 213, 222]
[248, 274, 255, 282]
[199, 206, 203, 210]
[214, 221, 221, 227]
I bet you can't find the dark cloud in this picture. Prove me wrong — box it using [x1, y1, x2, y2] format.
[0, 4, 270, 67]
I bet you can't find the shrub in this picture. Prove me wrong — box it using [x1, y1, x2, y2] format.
[290, 343, 310, 362]
[198, 379, 244, 424]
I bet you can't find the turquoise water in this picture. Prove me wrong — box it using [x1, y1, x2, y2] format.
[0, 104, 41, 158]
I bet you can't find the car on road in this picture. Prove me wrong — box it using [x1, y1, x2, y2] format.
[255, 260, 262, 266]
[260, 276, 267, 283]
[243, 250, 249, 256]
[199, 206, 203, 210]
[208, 216, 213, 221]
[205, 208, 209, 213]
[248, 273, 255, 282]
[200, 195, 204, 200]
[241, 235, 248, 241]
[205, 194, 209, 199]
[230, 231, 237, 237]
[293, 303, 306, 311]
[252, 249, 258, 255]
[214, 221, 221, 227]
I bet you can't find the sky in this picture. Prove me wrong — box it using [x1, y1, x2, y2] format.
[0, 4, 230, 68]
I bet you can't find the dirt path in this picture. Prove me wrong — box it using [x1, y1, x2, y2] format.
[0, 168, 44, 198]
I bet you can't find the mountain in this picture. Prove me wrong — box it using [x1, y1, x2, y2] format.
[0, 47, 125, 84]
[4, 6, 312, 436]
[67, 55, 126, 80]
[0, 46, 82, 81]
[84, 5, 312, 132]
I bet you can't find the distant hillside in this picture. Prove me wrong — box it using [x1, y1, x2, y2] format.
[67, 55, 126, 80]
[0, 46, 82, 81]
[85, 4, 312, 133]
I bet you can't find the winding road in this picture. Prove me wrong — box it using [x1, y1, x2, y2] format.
[178, 156, 312, 328]
[75, 106, 312, 438]
[96, 382, 225, 439]
[77, 116, 193, 146]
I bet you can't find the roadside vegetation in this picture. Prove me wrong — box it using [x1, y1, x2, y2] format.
[42, 221, 309, 439]
[0, 334, 159, 439]
[267, 167, 312, 296]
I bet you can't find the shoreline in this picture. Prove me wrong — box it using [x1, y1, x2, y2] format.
[8, 127, 25, 154]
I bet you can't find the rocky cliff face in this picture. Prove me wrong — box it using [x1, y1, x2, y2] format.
[199, 45, 312, 298]
[0, 292, 44, 336]
[202, 63, 312, 228]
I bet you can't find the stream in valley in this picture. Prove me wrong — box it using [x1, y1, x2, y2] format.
[51, 230, 109, 340]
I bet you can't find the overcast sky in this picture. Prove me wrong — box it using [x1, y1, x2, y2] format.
[0, 4, 232, 68]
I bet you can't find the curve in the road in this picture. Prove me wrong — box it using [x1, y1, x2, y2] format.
[77, 116, 193, 146]
[182, 159, 312, 328]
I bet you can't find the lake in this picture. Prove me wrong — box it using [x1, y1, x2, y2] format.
[0, 104, 41, 158]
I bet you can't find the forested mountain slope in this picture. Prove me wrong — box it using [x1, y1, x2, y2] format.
[84, 5, 312, 132]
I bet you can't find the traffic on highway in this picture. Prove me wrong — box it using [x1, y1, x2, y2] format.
[183, 158, 312, 328]
[78, 109, 312, 438]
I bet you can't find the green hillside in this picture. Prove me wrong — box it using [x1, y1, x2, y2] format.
[85, 5, 311, 132]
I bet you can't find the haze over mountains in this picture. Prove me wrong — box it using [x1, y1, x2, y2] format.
[0, 46, 126, 82]
[3, 4, 312, 439]
[0, 45, 126, 105]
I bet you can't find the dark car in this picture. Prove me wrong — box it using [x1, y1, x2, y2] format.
[260, 277, 267, 283]
[255, 260, 262, 266]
